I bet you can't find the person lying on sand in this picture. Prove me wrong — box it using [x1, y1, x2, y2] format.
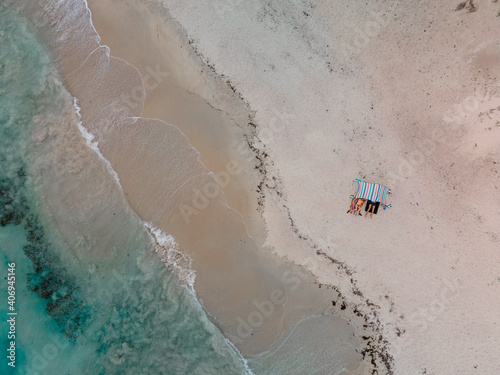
[365, 200, 377, 219]
[347, 198, 366, 216]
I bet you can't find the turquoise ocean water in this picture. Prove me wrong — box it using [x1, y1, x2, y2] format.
[0, 4, 250, 374]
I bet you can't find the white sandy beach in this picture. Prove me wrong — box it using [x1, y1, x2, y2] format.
[12, 0, 500, 373]
[147, 0, 500, 373]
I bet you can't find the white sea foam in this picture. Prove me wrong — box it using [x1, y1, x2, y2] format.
[225, 338, 256, 375]
[143, 222, 254, 374]
[69, 2, 255, 371]
[73, 97, 123, 190]
[144, 222, 196, 290]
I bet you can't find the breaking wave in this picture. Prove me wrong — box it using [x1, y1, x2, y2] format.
[144, 222, 196, 289]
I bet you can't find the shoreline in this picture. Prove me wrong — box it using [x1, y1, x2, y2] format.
[85, 0, 266, 241]
[84, 0, 394, 371]
[85, 0, 396, 371]
[10, 0, 381, 373]
[11, 0, 500, 373]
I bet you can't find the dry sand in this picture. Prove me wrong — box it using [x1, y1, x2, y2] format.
[152, 0, 500, 374]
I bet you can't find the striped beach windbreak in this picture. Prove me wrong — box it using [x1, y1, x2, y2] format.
[352, 179, 392, 209]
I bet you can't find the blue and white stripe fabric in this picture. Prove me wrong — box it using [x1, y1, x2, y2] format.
[352, 179, 392, 210]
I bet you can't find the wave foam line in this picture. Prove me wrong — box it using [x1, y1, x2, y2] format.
[73, 97, 123, 190]
[144, 222, 196, 290]
[143, 222, 255, 374]
[70, 3, 254, 371]
[225, 338, 256, 375]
